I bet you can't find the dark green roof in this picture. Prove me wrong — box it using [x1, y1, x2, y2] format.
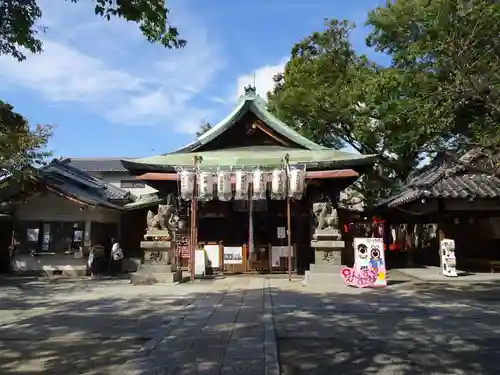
[122, 89, 377, 171]
[173, 90, 326, 152]
[122, 146, 377, 171]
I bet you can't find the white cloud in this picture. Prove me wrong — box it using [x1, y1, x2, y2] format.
[0, 0, 222, 133]
[234, 58, 287, 100]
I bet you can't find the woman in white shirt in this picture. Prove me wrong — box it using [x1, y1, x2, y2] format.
[110, 238, 123, 275]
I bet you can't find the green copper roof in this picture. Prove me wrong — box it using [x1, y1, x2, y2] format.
[121, 87, 377, 172]
[122, 146, 377, 171]
[173, 89, 327, 152]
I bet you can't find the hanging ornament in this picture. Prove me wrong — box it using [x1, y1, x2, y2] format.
[270, 169, 286, 200]
[197, 171, 214, 201]
[252, 169, 267, 200]
[179, 169, 195, 201]
[234, 170, 249, 200]
[288, 165, 306, 200]
[217, 171, 232, 201]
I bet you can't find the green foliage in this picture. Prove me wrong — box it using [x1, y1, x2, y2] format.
[0, 0, 186, 61]
[0, 100, 52, 180]
[196, 121, 212, 137]
[268, 1, 500, 205]
[366, 0, 500, 148]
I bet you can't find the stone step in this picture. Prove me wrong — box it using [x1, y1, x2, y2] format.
[131, 271, 182, 285]
[309, 264, 343, 274]
[138, 264, 176, 273]
[305, 271, 344, 285]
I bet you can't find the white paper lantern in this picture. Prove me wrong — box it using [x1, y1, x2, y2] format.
[198, 172, 214, 201]
[234, 171, 249, 200]
[288, 168, 306, 199]
[180, 170, 195, 201]
[271, 169, 286, 200]
[252, 170, 267, 200]
[217, 171, 232, 201]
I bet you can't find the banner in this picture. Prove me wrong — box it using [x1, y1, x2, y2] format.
[440, 239, 457, 277]
[341, 237, 387, 288]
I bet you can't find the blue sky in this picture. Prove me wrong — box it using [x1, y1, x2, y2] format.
[0, 0, 388, 158]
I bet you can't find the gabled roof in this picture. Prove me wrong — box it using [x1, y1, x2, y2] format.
[378, 149, 500, 208]
[173, 87, 327, 153]
[64, 157, 130, 172]
[0, 159, 134, 211]
[46, 159, 131, 201]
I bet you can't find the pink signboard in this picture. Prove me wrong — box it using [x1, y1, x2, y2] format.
[341, 237, 387, 288]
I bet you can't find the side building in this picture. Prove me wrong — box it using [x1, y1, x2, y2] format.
[0, 159, 162, 275]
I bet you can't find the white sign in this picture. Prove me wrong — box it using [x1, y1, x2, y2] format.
[204, 245, 220, 268]
[223, 246, 243, 264]
[440, 239, 457, 277]
[194, 249, 206, 276]
[271, 246, 294, 267]
[277, 227, 286, 239]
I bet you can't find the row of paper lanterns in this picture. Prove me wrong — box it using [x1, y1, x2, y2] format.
[178, 168, 306, 201]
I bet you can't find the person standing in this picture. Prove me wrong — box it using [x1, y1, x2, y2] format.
[110, 238, 123, 276]
[87, 247, 97, 280]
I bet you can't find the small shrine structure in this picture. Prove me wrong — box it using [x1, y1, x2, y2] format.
[375, 148, 500, 272]
[121, 86, 377, 279]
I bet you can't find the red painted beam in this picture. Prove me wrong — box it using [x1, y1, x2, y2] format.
[136, 169, 359, 181]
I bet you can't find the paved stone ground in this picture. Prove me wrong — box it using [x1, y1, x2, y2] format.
[272, 272, 500, 375]
[1, 273, 500, 374]
[0, 276, 277, 375]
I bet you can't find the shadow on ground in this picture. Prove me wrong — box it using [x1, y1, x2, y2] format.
[0, 276, 499, 374]
[272, 279, 500, 375]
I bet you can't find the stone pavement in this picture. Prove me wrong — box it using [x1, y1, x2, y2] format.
[0, 276, 278, 375]
[271, 276, 500, 375]
[116, 276, 278, 375]
[1, 274, 500, 374]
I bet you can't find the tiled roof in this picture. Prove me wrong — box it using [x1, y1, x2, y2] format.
[64, 157, 130, 172]
[379, 149, 500, 207]
[31, 160, 133, 209]
[46, 160, 131, 201]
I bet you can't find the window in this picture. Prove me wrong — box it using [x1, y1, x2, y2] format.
[120, 180, 145, 189]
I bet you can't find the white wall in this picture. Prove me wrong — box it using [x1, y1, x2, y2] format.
[15, 191, 121, 224]
[91, 172, 158, 197]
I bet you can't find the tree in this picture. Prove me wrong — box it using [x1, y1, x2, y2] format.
[0, 100, 52, 179]
[268, 1, 500, 205]
[366, 0, 500, 150]
[196, 121, 212, 137]
[267, 20, 431, 205]
[0, 0, 186, 61]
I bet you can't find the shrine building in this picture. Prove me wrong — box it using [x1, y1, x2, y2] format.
[121, 86, 377, 274]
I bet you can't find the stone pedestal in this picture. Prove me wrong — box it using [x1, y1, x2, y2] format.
[306, 229, 345, 285]
[131, 234, 182, 285]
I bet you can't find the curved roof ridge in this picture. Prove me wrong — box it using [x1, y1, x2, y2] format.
[175, 92, 327, 153]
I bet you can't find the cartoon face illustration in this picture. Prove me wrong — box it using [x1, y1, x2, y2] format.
[370, 246, 381, 261]
[357, 243, 368, 260]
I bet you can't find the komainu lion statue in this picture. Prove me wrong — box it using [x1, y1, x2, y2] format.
[312, 200, 339, 231]
[146, 193, 177, 239]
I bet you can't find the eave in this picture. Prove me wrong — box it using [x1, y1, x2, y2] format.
[135, 169, 359, 182]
